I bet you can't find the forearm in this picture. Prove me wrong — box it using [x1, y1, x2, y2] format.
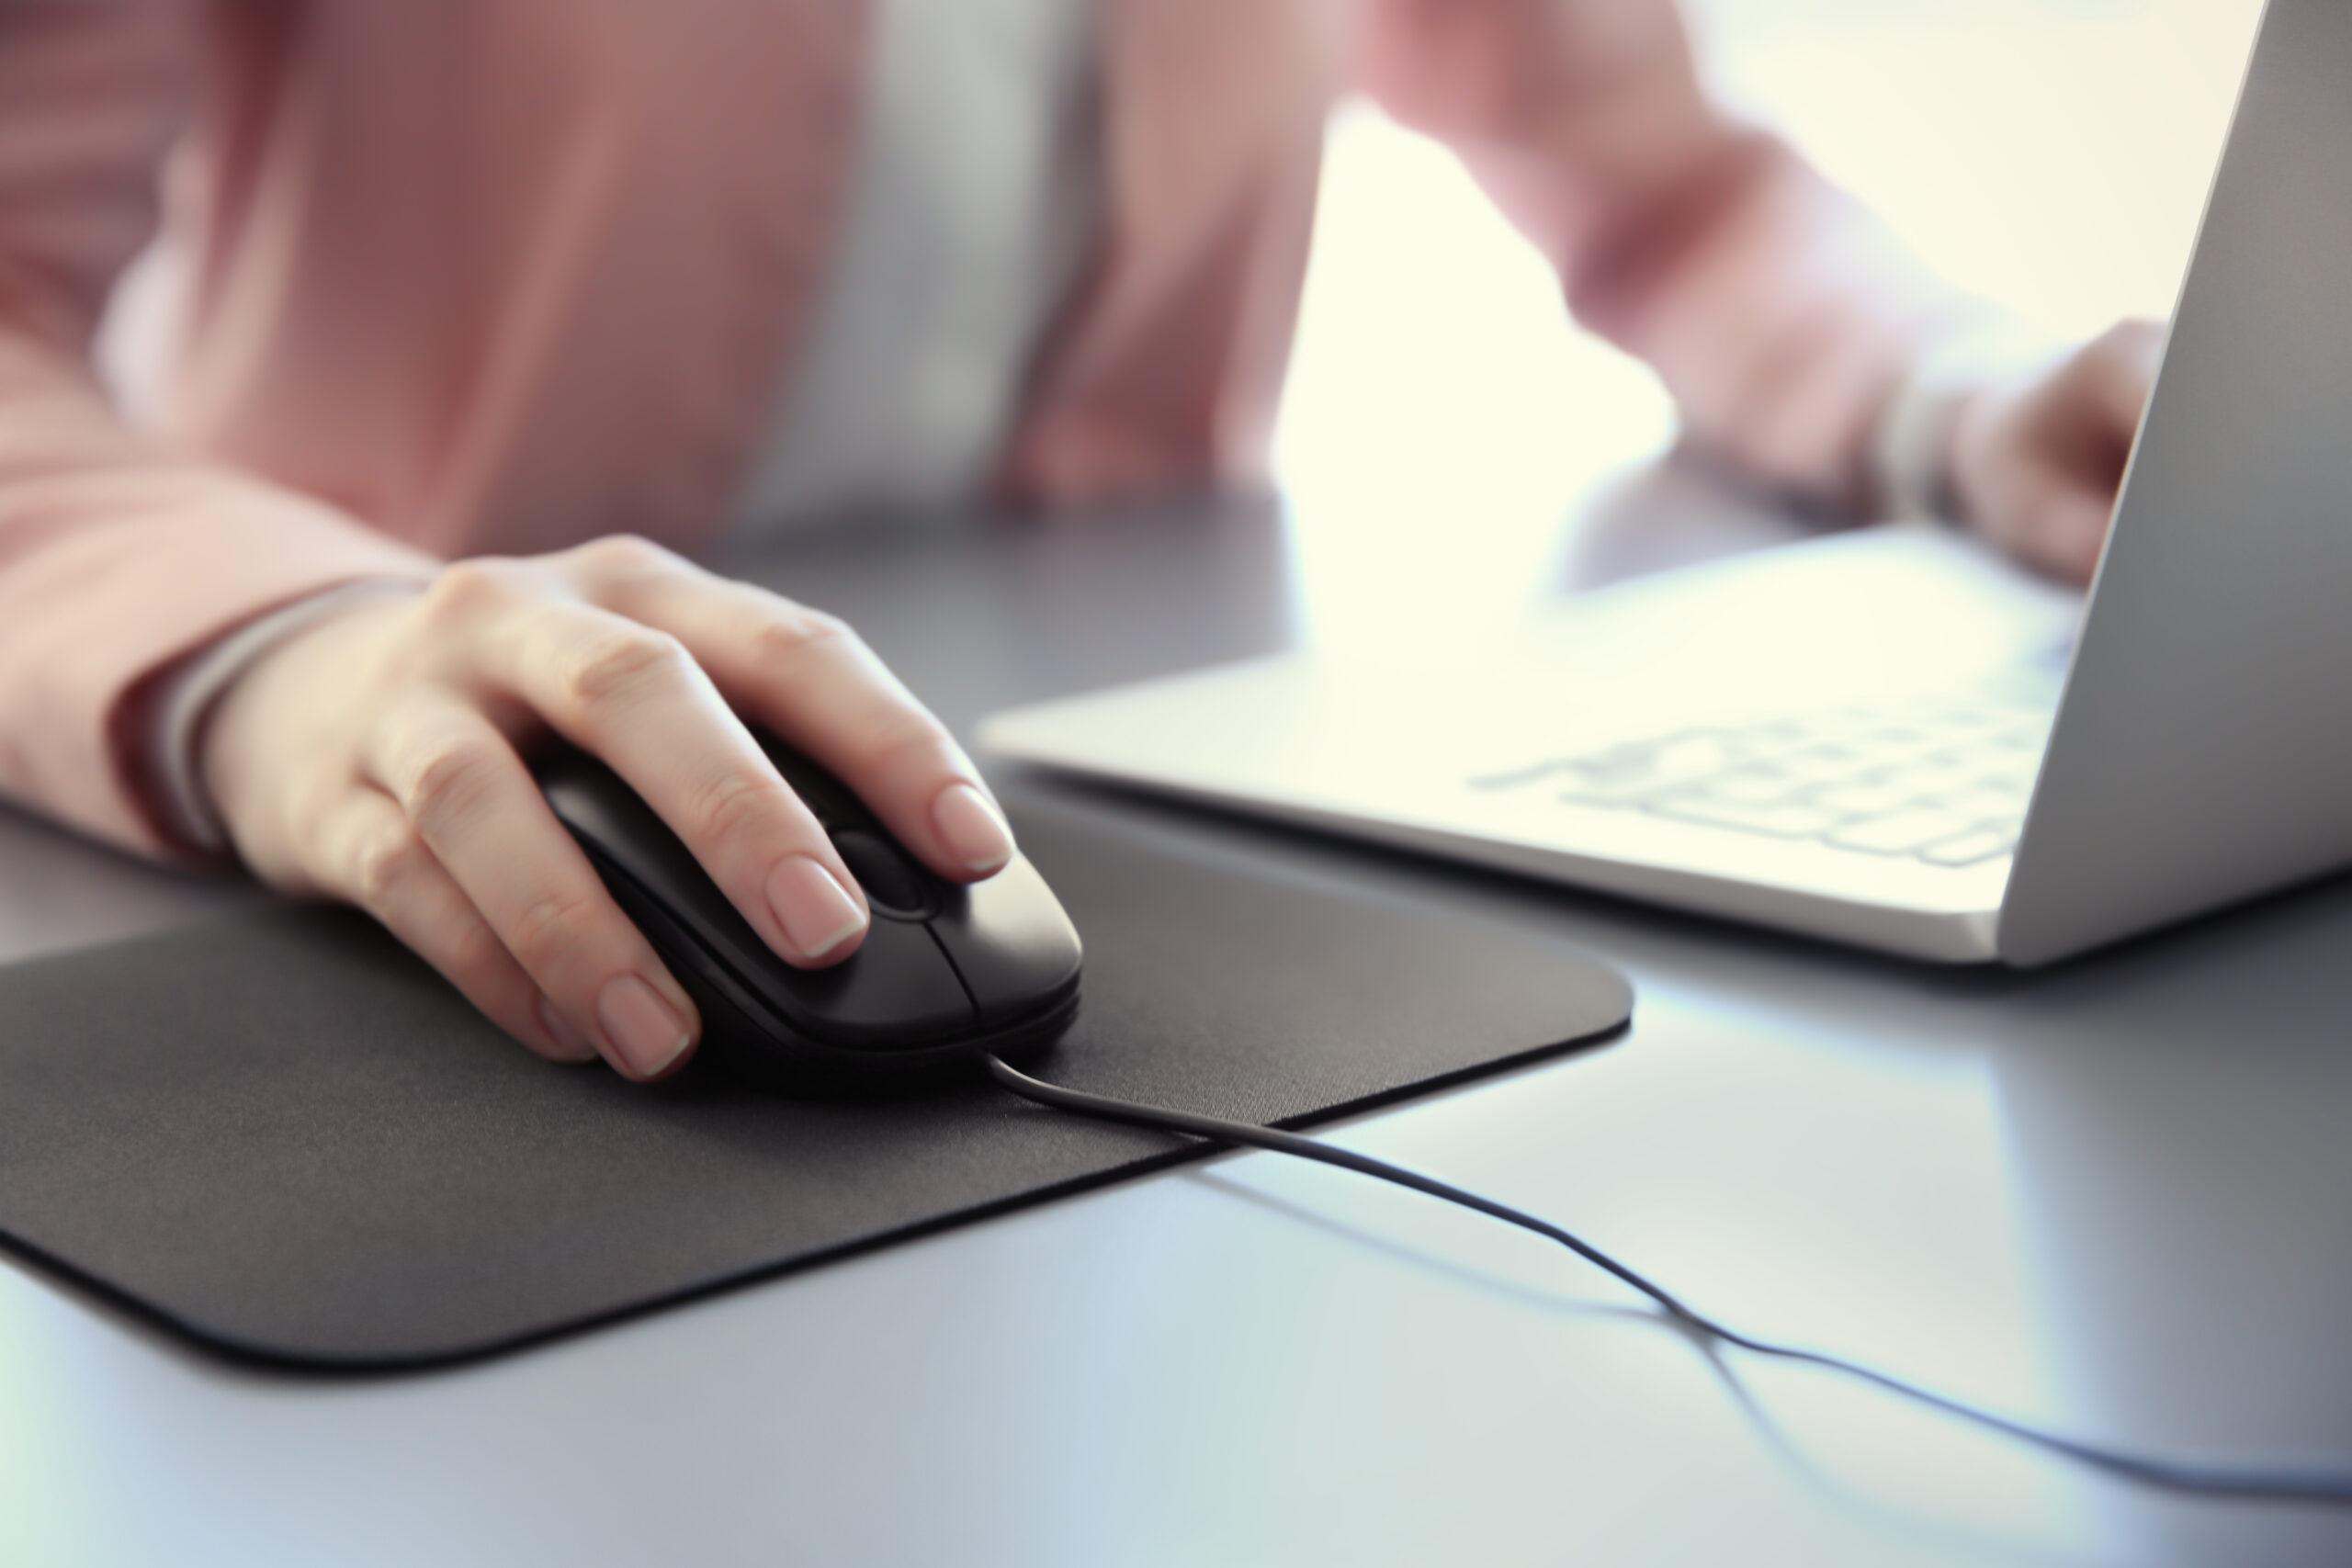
[1354, 0, 1977, 512]
[130, 579, 432, 856]
[0, 340, 438, 856]
[1563, 132, 1968, 512]
[0, 3, 440, 856]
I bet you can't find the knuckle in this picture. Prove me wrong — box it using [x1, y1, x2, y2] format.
[280, 767, 349, 850]
[849, 709, 951, 773]
[559, 626, 690, 709]
[440, 917, 514, 991]
[422, 558, 524, 626]
[400, 736, 507, 836]
[751, 605, 856, 667]
[692, 764, 794, 846]
[573, 534, 681, 587]
[350, 821, 431, 907]
[505, 887, 603, 976]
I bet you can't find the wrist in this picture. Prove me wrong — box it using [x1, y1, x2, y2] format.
[181, 581, 424, 856]
[1871, 367, 1975, 525]
[1871, 316, 2061, 525]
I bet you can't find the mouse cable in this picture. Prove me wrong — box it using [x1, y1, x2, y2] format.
[984, 1054, 2352, 1506]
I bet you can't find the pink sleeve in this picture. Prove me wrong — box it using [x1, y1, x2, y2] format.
[1351, 0, 1972, 510]
[0, 2, 437, 858]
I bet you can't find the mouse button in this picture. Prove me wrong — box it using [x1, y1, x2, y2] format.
[744, 917, 977, 1047]
[538, 750, 750, 946]
[829, 829, 936, 919]
[752, 732, 865, 827]
[537, 745, 970, 1045]
[536, 744, 636, 842]
[926, 855, 1084, 1028]
[542, 747, 852, 1023]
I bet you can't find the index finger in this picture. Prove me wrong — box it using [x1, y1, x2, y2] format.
[577, 547, 1014, 883]
[2077, 319, 2165, 438]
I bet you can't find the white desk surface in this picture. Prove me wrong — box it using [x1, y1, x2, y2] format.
[4, 487, 2348, 1568]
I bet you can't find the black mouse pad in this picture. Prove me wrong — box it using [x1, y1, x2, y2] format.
[0, 806, 1632, 1371]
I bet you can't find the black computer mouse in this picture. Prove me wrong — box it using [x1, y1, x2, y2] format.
[534, 730, 1081, 1093]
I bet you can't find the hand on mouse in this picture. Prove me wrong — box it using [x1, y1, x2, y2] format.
[198, 536, 1017, 1081]
[1945, 318, 2165, 585]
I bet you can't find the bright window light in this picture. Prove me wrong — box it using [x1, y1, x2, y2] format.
[1273, 0, 2265, 649]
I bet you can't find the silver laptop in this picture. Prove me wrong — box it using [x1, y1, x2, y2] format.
[981, 0, 2352, 967]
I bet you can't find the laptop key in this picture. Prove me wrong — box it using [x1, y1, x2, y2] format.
[1690, 764, 1807, 806]
[1919, 827, 2018, 867]
[1875, 761, 1981, 800]
[1917, 705, 2003, 732]
[1647, 796, 1844, 839]
[1989, 723, 2051, 751]
[1808, 781, 1916, 817]
[1927, 786, 2027, 826]
[1825, 808, 1974, 854]
[1776, 742, 1875, 781]
[1509, 678, 2061, 848]
[1548, 731, 1746, 804]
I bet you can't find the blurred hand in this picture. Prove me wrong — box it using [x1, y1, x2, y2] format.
[1947, 319, 2164, 584]
[199, 536, 1015, 1080]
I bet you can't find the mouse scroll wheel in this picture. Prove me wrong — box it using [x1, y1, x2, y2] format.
[830, 829, 935, 919]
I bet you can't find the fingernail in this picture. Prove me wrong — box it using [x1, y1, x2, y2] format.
[595, 974, 693, 1078]
[931, 782, 1014, 874]
[537, 994, 598, 1062]
[765, 854, 868, 961]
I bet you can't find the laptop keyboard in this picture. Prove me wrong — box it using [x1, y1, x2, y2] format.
[1469, 685, 2057, 869]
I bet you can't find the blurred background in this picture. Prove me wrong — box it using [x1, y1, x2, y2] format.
[1274, 0, 2268, 649]
[93, 0, 2268, 646]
